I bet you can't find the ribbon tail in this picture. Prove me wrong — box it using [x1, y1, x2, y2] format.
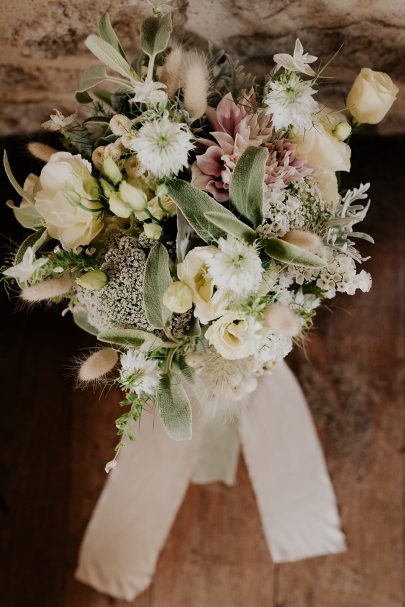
[239, 361, 346, 563]
[75, 411, 195, 601]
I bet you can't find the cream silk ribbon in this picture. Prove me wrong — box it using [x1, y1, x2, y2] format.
[75, 362, 346, 601]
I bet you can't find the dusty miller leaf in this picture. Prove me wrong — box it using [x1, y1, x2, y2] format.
[143, 243, 172, 329]
[157, 373, 192, 441]
[140, 13, 172, 58]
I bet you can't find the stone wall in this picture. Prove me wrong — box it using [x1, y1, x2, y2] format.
[1, 0, 404, 134]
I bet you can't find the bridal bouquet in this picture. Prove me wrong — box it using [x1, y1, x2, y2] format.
[2, 7, 397, 465]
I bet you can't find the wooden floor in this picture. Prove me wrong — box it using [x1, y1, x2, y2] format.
[0, 136, 404, 607]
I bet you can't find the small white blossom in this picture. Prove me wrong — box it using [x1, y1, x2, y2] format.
[264, 73, 318, 131]
[130, 80, 168, 106]
[3, 247, 47, 283]
[128, 115, 194, 178]
[120, 349, 161, 396]
[206, 236, 263, 297]
[274, 39, 318, 77]
[41, 108, 76, 131]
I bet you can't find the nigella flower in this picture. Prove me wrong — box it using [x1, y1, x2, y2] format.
[264, 73, 318, 131]
[206, 236, 263, 297]
[119, 349, 161, 396]
[128, 114, 194, 178]
[130, 80, 168, 106]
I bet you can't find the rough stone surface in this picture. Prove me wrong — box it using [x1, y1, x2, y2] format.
[0, 0, 404, 134]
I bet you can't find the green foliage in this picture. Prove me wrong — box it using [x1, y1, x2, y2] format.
[6, 200, 42, 230]
[99, 13, 127, 59]
[3, 150, 35, 205]
[72, 311, 99, 336]
[97, 327, 174, 351]
[263, 237, 326, 268]
[77, 64, 108, 93]
[229, 146, 268, 227]
[143, 243, 173, 329]
[204, 211, 256, 244]
[85, 35, 138, 81]
[140, 12, 172, 59]
[14, 228, 48, 265]
[156, 373, 192, 440]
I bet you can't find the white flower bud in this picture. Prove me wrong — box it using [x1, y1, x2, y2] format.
[332, 121, 352, 141]
[108, 193, 132, 218]
[78, 348, 118, 382]
[92, 146, 105, 171]
[102, 156, 122, 185]
[75, 269, 108, 291]
[143, 222, 163, 240]
[119, 181, 148, 211]
[163, 280, 193, 313]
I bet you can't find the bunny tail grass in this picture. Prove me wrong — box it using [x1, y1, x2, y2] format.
[27, 142, 57, 162]
[283, 229, 323, 253]
[20, 275, 73, 302]
[160, 46, 185, 98]
[182, 51, 210, 119]
[78, 348, 118, 382]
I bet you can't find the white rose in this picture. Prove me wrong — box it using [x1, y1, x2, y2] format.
[294, 106, 351, 172]
[315, 170, 340, 210]
[177, 247, 228, 324]
[35, 152, 103, 249]
[205, 312, 263, 360]
[347, 68, 398, 124]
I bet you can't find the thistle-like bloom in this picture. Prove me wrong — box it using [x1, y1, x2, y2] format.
[129, 115, 194, 178]
[273, 39, 318, 77]
[206, 236, 263, 297]
[264, 73, 318, 131]
[130, 80, 168, 106]
[4, 247, 47, 283]
[119, 349, 161, 396]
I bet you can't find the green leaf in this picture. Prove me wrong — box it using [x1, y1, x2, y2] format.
[3, 150, 35, 205]
[75, 91, 93, 104]
[204, 211, 256, 244]
[143, 243, 172, 329]
[157, 373, 192, 440]
[77, 64, 108, 93]
[6, 200, 42, 230]
[140, 13, 172, 58]
[14, 228, 48, 265]
[73, 311, 99, 336]
[97, 328, 171, 351]
[85, 35, 138, 81]
[94, 89, 114, 106]
[166, 179, 242, 243]
[99, 13, 126, 59]
[230, 146, 268, 227]
[263, 237, 326, 268]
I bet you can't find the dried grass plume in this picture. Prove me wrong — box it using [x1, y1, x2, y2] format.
[21, 275, 73, 302]
[78, 348, 118, 382]
[182, 51, 210, 119]
[160, 46, 185, 98]
[27, 142, 57, 162]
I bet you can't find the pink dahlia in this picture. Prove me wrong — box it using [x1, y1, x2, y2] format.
[191, 93, 313, 201]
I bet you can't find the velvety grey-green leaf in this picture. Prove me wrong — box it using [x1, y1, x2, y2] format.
[230, 146, 268, 227]
[3, 150, 35, 205]
[14, 228, 48, 265]
[73, 311, 99, 336]
[166, 179, 240, 243]
[99, 13, 126, 59]
[6, 200, 43, 230]
[204, 211, 256, 244]
[140, 13, 172, 58]
[85, 35, 138, 81]
[97, 328, 169, 351]
[157, 373, 192, 441]
[143, 243, 173, 329]
[263, 237, 326, 268]
[77, 64, 108, 92]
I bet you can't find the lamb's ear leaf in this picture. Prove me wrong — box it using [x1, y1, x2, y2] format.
[166, 179, 242, 243]
[3, 150, 35, 205]
[157, 373, 192, 440]
[85, 35, 139, 81]
[230, 146, 268, 227]
[73, 311, 99, 336]
[14, 228, 48, 265]
[141, 12, 172, 59]
[77, 64, 108, 93]
[143, 243, 173, 329]
[97, 328, 172, 351]
[204, 211, 256, 244]
[263, 237, 326, 268]
[99, 13, 127, 60]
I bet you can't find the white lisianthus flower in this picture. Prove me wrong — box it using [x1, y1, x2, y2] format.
[130, 80, 168, 106]
[274, 39, 318, 77]
[293, 107, 351, 173]
[347, 68, 398, 124]
[34, 152, 103, 250]
[205, 236, 263, 298]
[177, 247, 228, 324]
[128, 115, 194, 178]
[264, 73, 318, 130]
[119, 349, 161, 396]
[205, 312, 264, 360]
[3, 247, 47, 283]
